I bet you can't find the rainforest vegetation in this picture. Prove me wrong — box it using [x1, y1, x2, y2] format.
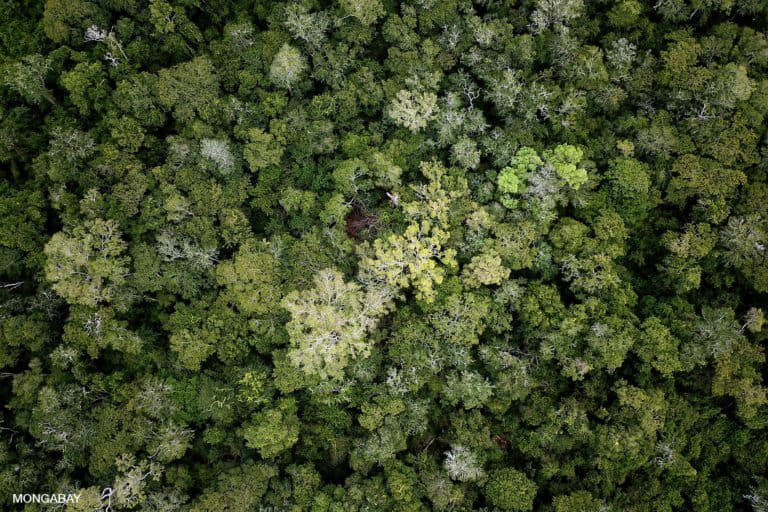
[1, 0, 768, 510]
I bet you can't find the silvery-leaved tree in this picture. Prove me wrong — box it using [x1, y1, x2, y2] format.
[282, 268, 392, 379]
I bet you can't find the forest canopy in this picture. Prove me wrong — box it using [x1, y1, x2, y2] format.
[1, 0, 768, 510]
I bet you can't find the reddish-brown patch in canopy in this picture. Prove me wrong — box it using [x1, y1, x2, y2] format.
[345, 208, 379, 239]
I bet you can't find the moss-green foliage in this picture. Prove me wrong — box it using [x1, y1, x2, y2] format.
[1, 1, 768, 510]
[484, 467, 537, 511]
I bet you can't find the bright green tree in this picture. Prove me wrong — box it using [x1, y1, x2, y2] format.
[44, 219, 130, 307]
[269, 43, 307, 91]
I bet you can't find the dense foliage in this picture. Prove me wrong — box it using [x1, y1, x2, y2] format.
[1, 0, 768, 510]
